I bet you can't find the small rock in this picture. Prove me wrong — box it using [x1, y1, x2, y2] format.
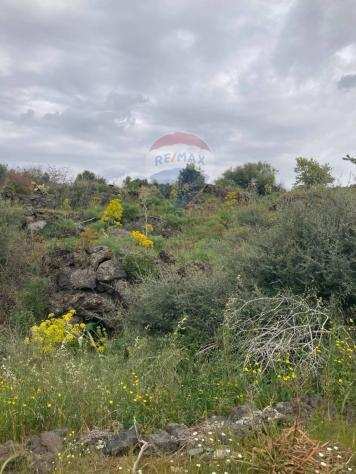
[40, 431, 63, 454]
[0, 440, 22, 461]
[147, 430, 180, 453]
[274, 401, 294, 416]
[96, 259, 126, 282]
[69, 268, 97, 290]
[80, 429, 114, 446]
[229, 404, 254, 421]
[202, 415, 228, 431]
[158, 250, 176, 264]
[187, 447, 205, 457]
[102, 428, 138, 456]
[27, 435, 48, 455]
[50, 291, 117, 328]
[165, 423, 189, 441]
[27, 220, 47, 232]
[88, 246, 113, 270]
[31, 452, 55, 474]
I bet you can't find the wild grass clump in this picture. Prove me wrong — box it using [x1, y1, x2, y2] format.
[0, 332, 247, 442]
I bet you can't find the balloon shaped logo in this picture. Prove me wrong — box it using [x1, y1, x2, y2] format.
[147, 131, 212, 183]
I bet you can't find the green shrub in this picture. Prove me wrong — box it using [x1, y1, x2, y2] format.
[217, 161, 277, 195]
[41, 218, 78, 238]
[21, 277, 50, 321]
[164, 212, 188, 230]
[235, 203, 274, 228]
[0, 201, 25, 227]
[123, 251, 158, 281]
[128, 267, 234, 343]
[0, 219, 11, 266]
[68, 180, 118, 209]
[122, 202, 141, 223]
[241, 188, 355, 308]
[10, 309, 36, 334]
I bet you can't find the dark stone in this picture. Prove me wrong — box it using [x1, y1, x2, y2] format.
[56, 268, 73, 290]
[88, 246, 113, 270]
[96, 259, 126, 282]
[27, 430, 66, 456]
[31, 452, 56, 474]
[147, 430, 180, 453]
[158, 250, 176, 264]
[0, 440, 21, 461]
[79, 429, 115, 446]
[43, 249, 75, 274]
[229, 403, 254, 421]
[57, 268, 97, 291]
[50, 291, 118, 329]
[187, 447, 205, 457]
[40, 431, 63, 454]
[274, 401, 294, 416]
[27, 220, 47, 232]
[27, 435, 48, 455]
[102, 428, 138, 456]
[69, 269, 96, 290]
[165, 423, 189, 441]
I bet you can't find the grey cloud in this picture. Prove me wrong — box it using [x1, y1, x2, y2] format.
[338, 74, 356, 90]
[0, 0, 355, 186]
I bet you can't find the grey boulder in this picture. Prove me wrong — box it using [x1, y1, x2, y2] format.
[69, 269, 96, 290]
[96, 259, 126, 282]
[102, 428, 138, 456]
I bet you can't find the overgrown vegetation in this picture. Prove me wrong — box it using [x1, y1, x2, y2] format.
[0, 158, 354, 471]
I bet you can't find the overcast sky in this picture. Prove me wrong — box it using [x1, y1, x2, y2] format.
[1, 0, 355, 186]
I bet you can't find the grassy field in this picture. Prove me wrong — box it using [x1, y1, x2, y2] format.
[0, 163, 354, 472]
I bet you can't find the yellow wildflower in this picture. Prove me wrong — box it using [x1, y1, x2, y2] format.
[130, 230, 154, 248]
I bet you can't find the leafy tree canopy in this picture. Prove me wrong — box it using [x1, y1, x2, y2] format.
[218, 161, 276, 195]
[75, 170, 106, 184]
[294, 157, 334, 188]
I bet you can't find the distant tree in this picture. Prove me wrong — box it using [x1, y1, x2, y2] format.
[218, 162, 277, 195]
[75, 170, 106, 184]
[343, 154, 356, 165]
[123, 177, 149, 197]
[177, 164, 205, 190]
[0, 164, 7, 184]
[294, 157, 334, 188]
[176, 164, 205, 206]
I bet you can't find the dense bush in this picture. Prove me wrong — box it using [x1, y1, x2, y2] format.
[217, 161, 277, 195]
[21, 277, 50, 321]
[40, 218, 79, 238]
[128, 267, 234, 342]
[241, 188, 355, 308]
[68, 180, 119, 209]
[122, 202, 141, 223]
[123, 250, 158, 281]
